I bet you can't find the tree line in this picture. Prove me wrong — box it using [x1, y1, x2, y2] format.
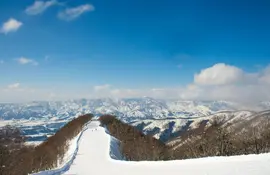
[2, 113, 270, 174]
[0, 114, 93, 175]
[99, 115, 270, 161]
[170, 118, 270, 159]
[99, 114, 169, 161]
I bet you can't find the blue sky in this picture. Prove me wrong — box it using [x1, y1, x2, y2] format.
[0, 0, 270, 102]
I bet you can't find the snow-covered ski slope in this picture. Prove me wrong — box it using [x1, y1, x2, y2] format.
[38, 121, 270, 175]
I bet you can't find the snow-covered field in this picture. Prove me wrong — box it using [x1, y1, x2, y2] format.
[34, 121, 270, 175]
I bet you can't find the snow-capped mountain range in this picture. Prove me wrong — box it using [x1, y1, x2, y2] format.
[132, 110, 270, 143]
[0, 97, 270, 143]
[1, 97, 268, 121]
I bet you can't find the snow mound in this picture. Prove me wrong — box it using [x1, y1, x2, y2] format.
[110, 136, 124, 160]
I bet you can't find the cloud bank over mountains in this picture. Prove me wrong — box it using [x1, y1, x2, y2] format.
[1, 63, 270, 104]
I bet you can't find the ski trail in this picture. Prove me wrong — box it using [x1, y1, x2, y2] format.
[63, 120, 270, 175]
[64, 121, 112, 174]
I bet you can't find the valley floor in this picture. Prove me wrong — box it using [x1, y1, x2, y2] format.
[38, 121, 270, 175]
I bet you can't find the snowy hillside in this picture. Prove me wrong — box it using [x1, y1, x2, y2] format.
[0, 98, 270, 143]
[34, 121, 270, 175]
[1, 98, 266, 121]
[132, 110, 270, 142]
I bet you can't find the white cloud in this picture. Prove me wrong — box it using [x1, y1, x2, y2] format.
[87, 64, 270, 103]
[0, 18, 23, 34]
[179, 84, 270, 103]
[0, 86, 55, 103]
[17, 57, 38, 66]
[7, 83, 20, 89]
[259, 65, 270, 84]
[1, 63, 270, 104]
[194, 63, 244, 86]
[25, 0, 58, 15]
[89, 64, 270, 104]
[92, 85, 181, 99]
[178, 63, 270, 103]
[58, 4, 94, 21]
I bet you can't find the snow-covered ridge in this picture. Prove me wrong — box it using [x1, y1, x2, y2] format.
[35, 121, 270, 175]
[32, 122, 91, 175]
[1, 98, 269, 121]
[132, 110, 270, 143]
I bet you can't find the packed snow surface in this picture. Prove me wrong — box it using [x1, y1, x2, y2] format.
[57, 121, 270, 175]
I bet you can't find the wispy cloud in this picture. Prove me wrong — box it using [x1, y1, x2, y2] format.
[16, 57, 39, 66]
[0, 84, 55, 103]
[8, 83, 20, 89]
[89, 64, 270, 104]
[58, 4, 94, 21]
[25, 0, 58, 15]
[0, 18, 23, 34]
